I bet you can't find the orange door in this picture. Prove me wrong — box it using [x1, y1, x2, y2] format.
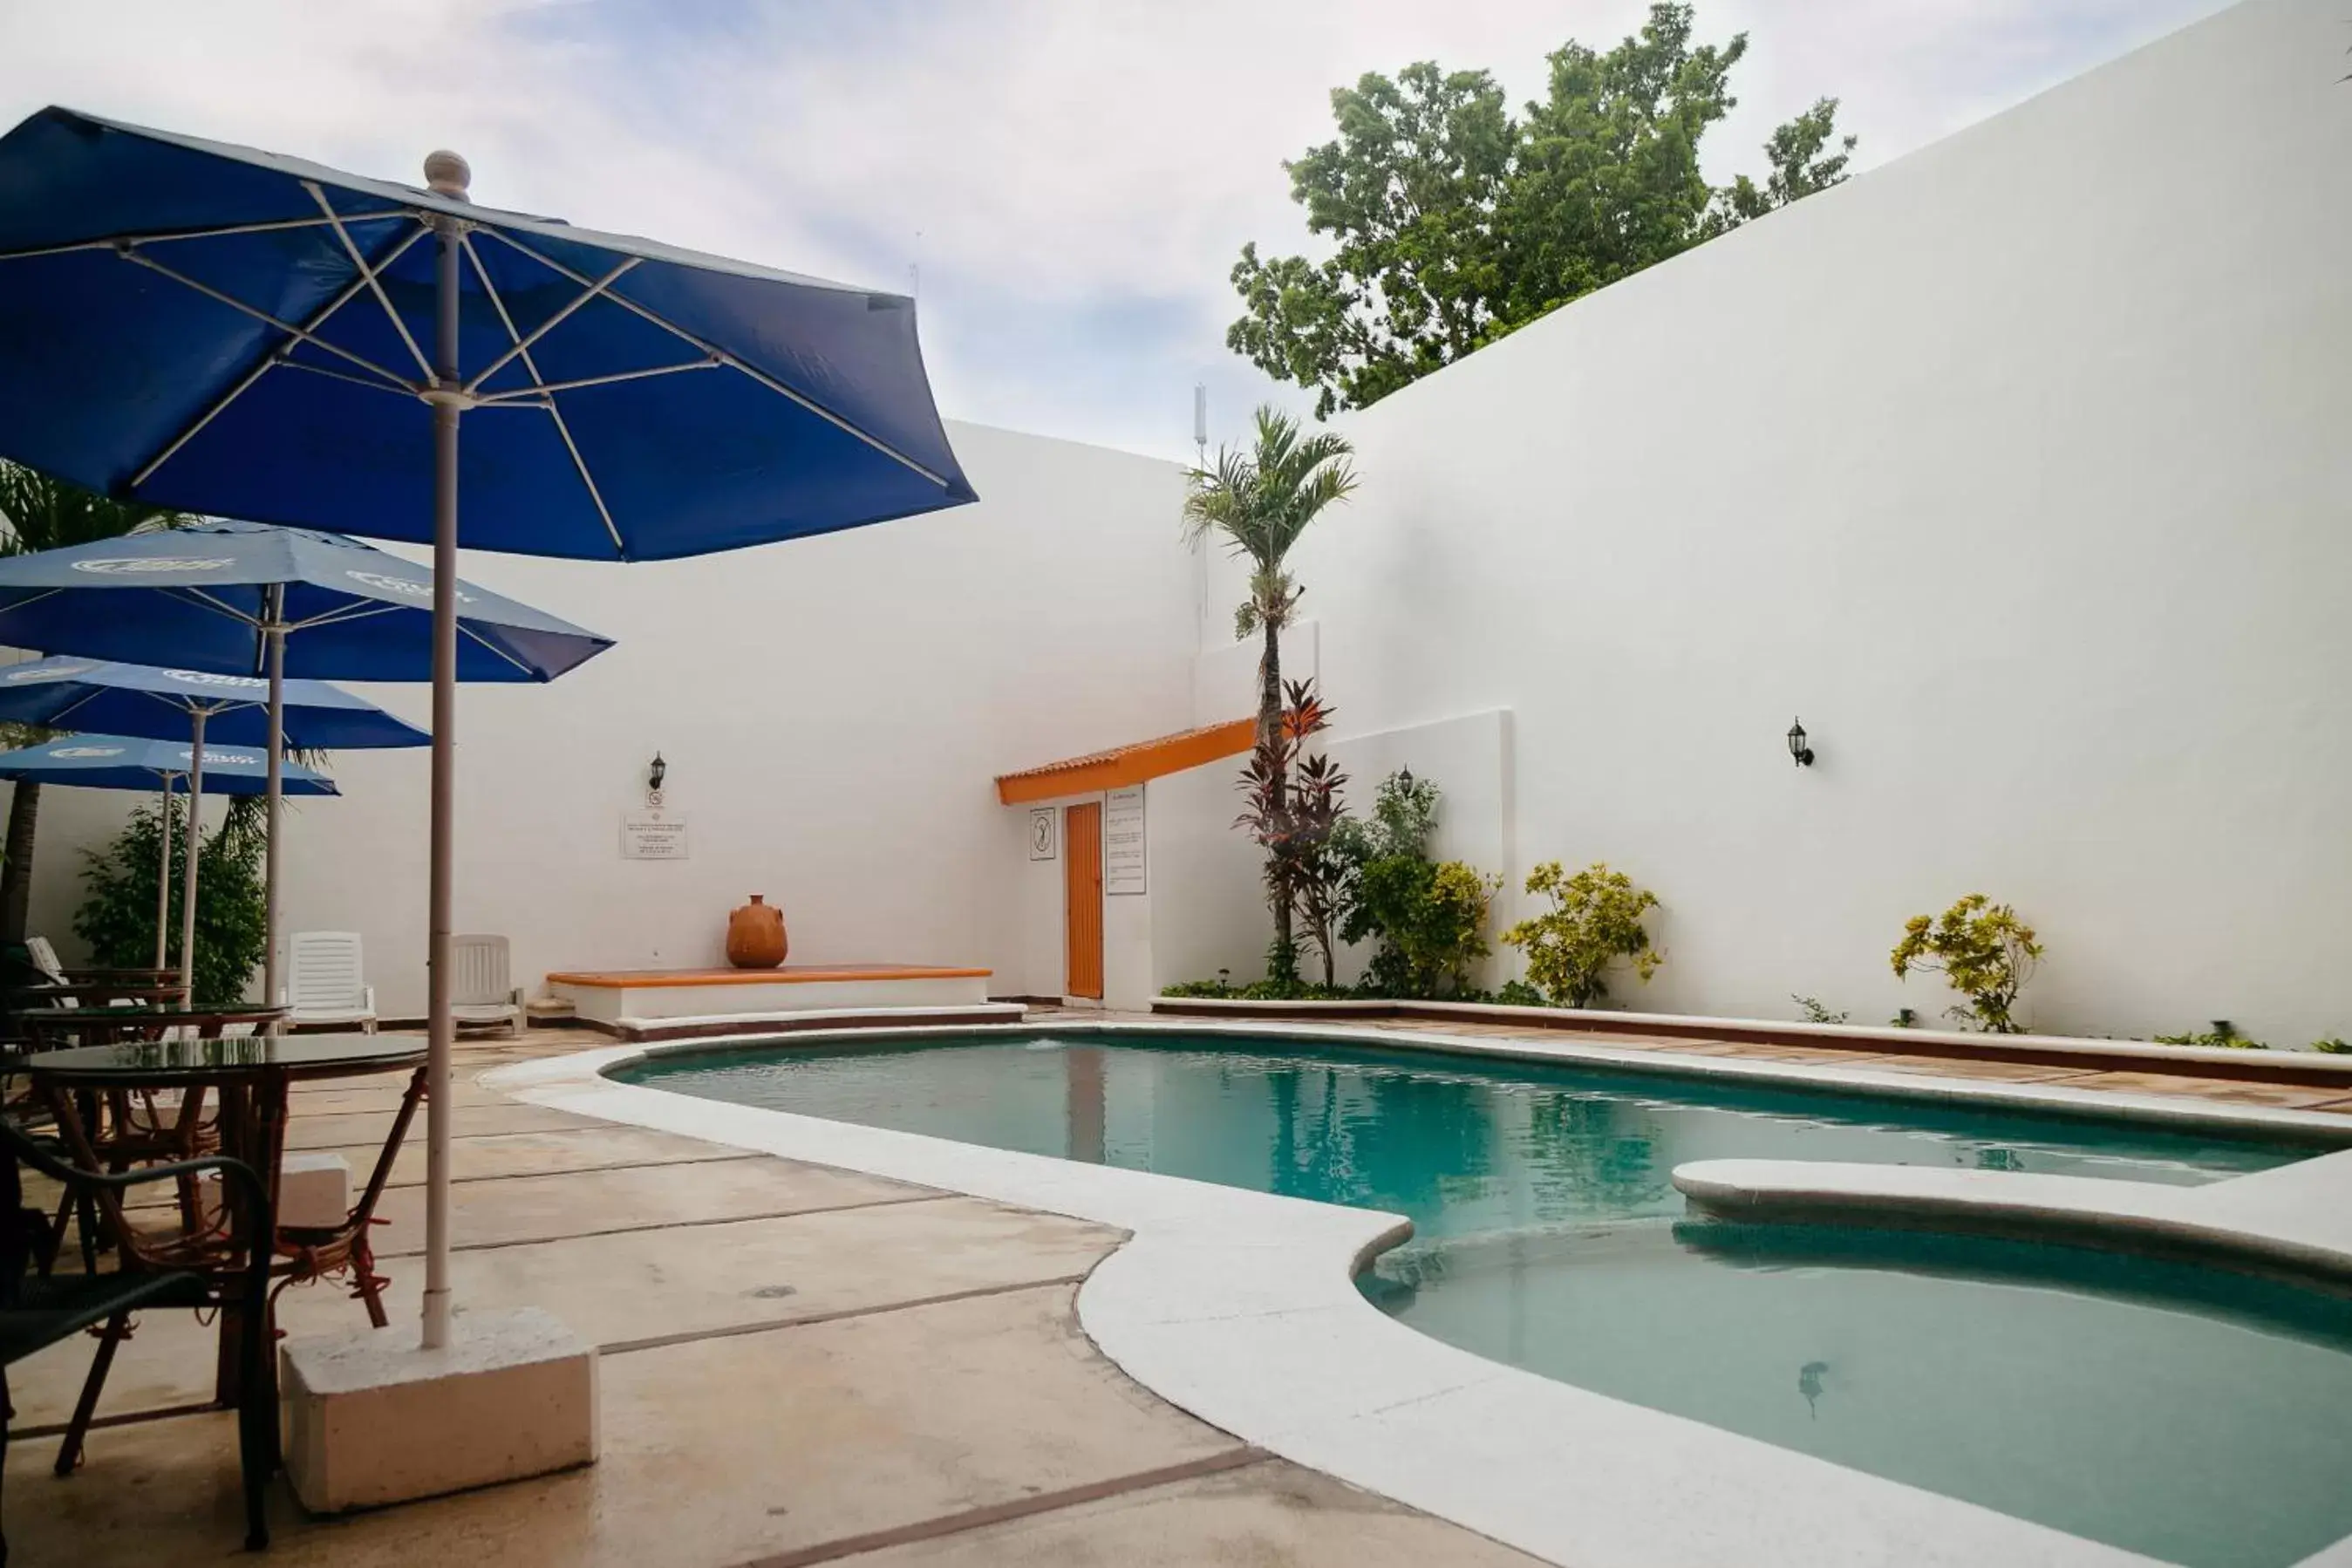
[1064, 801, 1104, 999]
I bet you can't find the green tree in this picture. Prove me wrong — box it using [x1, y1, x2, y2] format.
[74, 797, 269, 1005]
[0, 461, 193, 949]
[1184, 408, 1357, 959]
[1333, 770, 1496, 999]
[1890, 894, 2042, 1033]
[1503, 862, 1664, 1008]
[1228, 3, 1857, 416]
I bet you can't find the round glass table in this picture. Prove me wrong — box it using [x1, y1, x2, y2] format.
[29, 1031, 428, 1414]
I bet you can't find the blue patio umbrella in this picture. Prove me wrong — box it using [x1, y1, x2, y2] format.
[0, 106, 977, 1353]
[0, 735, 337, 980]
[0, 655, 430, 747]
[0, 652, 428, 989]
[0, 519, 606, 1015]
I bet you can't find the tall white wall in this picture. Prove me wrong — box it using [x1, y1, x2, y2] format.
[1278, 0, 2352, 1042]
[24, 419, 1196, 1017]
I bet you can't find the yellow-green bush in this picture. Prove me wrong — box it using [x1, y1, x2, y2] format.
[1502, 862, 1662, 1009]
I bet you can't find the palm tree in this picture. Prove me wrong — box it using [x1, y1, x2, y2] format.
[1182, 406, 1357, 961]
[0, 461, 192, 948]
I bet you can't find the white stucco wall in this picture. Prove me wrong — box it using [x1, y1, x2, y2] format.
[23, 0, 2350, 1044]
[23, 419, 1196, 1017]
[1267, 0, 2352, 1042]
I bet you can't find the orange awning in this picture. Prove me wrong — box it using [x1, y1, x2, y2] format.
[995, 718, 1254, 805]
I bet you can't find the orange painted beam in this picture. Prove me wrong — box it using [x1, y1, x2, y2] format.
[547, 964, 992, 989]
[996, 717, 1255, 805]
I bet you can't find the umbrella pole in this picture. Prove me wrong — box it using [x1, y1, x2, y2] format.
[421, 199, 464, 1353]
[261, 587, 286, 1032]
[153, 778, 176, 971]
[178, 712, 206, 1000]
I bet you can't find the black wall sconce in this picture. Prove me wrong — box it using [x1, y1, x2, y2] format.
[647, 752, 667, 792]
[1786, 719, 1815, 768]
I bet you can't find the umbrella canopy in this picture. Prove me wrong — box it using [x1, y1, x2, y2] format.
[0, 108, 976, 1361]
[0, 734, 337, 794]
[0, 520, 610, 682]
[0, 655, 428, 749]
[0, 106, 976, 559]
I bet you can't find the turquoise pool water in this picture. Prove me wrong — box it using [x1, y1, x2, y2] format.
[620, 1030, 2352, 1567]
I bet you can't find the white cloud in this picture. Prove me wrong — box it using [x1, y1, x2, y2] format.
[0, 0, 2233, 461]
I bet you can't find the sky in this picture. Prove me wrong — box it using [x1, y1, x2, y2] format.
[2, 1, 2233, 464]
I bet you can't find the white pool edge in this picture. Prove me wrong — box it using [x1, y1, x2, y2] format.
[483, 1018, 2352, 1568]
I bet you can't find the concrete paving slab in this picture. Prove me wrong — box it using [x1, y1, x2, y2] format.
[365, 1153, 937, 1257]
[3, 1284, 1247, 1568]
[313, 1124, 762, 1190]
[281, 1101, 599, 1150]
[829, 1457, 1551, 1567]
[7, 1194, 1115, 1428]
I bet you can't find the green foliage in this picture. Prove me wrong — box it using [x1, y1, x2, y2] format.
[1890, 1008, 1919, 1029]
[1330, 770, 1495, 998]
[1182, 409, 1359, 635]
[1227, 3, 1856, 416]
[1186, 412, 1356, 962]
[72, 799, 269, 1006]
[1234, 682, 1350, 985]
[1792, 994, 1848, 1026]
[1494, 978, 1550, 1009]
[1160, 978, 1233, 999]
[1502, 862, 1663, 1008]
[1890, 895, 2042, 1034]
[2153, 1022, 2268, 1050]
[2312, 1038, 2352, 1054]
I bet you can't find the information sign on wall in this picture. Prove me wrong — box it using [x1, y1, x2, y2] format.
[1028, 807, 1058, 861]
[621, 808, 689, 860]
[1104, 785, 1146, 896]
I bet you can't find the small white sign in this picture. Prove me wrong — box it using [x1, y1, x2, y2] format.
[622, 808, 689, 860]
[1028, 807, 1057, 861]
[1105, 785, 1146, 896]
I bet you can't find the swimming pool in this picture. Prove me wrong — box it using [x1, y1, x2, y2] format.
[618, 1029, 2352, 1568]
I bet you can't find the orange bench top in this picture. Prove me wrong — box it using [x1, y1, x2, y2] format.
[545, 964, 992, 990]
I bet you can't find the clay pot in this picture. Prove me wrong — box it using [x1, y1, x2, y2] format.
[726, 895, 788, 970]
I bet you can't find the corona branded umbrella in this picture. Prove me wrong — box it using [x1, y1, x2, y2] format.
[0, 653, 426, 988]
[0, 107, 975, 1353]
[0, 735, 336, 984]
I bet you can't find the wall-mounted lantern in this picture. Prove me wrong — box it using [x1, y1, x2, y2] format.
[647, 752, 667, 793]
[1786, 719, 1815, 768]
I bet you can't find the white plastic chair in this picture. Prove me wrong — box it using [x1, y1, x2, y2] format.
[280, 931, 377, 1033]
[451, 934, 523, 1038]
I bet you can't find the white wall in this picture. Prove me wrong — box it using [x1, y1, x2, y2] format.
[1278, 0, 2352, 1042]
[26, 419, 1196, 1017]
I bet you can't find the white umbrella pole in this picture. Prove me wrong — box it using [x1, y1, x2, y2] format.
[261, 586, 286, 1029]
[177, 711, 206, 999]
[153, 778, 176, 971]
[421, 181, 467, 1353]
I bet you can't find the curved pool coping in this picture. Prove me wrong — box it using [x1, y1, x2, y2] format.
[481, 1017, 2352, 1568]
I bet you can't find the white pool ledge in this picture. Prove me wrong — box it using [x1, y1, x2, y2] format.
[1674, 1150, 2352, 1282]
[482, 1021, 2352, 1568]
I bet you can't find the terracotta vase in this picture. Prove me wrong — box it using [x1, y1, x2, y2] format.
[726, 894, 788, 970]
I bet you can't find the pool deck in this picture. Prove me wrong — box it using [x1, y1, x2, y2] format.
[10, 1010, 2349, 1566]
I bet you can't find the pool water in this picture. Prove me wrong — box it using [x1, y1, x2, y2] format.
[621, 1030, 2352, 1567]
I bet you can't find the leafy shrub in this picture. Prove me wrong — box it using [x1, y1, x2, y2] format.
[1793, 994, 1848, 1026]
[1236, 682, 1350, 987]
[74, 798, 268, 1005]
[1161, 978, 1232, 999]
[1494, 978, 1550, 1008]
[1890, 1007, 1918, 1028]
[1502, 862, 1662, 1009]
[1890, 895, 2042, 1033]
[2154, 1021, 2267, 1050]
[2312, 1038, 2351, 1054]
[1330, 771, 1496, 999]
